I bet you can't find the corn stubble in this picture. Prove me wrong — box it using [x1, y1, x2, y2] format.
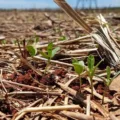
[54, 0, 120, 69]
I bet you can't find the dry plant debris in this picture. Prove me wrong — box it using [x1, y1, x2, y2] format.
[0, 1, 120, 120]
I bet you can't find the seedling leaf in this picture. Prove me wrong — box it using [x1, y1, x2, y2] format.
[105, 66, 113, 86]
[72, 61, 84, 75]
[51, 47, 60, 58]
[87, 55, 95, 72]
[35, 36, 39, 43]
[72, 58, 78, 63]
[40, 51, 49, 59]
[91, 59, 104, 77]
[26, 45, 37, 56]
[47, 42, 53, 58]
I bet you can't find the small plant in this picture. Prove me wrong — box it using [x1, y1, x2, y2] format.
[59, 36, 67, 41]
[87, 55, 103, 98]
[26, 36, 39, 57]
[72, 58, 85, 93]
[102, 66, 113, 104]
[40, 42, 60, 73]
[26, 44, 37, 57]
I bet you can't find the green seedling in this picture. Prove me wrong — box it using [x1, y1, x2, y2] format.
[13, 40, 18, 45]
[26, 44, 37, 57]
[59, 36, 67, 41]
[26, 36, 40, 57]
[40, 42, 60, 73]
[27, 36, 39, 44]
[87, 55, 103, 98]
[102, 66, 113, 104]
[72, 58, 85, 93]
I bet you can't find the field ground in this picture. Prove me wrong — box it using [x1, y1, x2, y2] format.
[0, 9, 120, 120]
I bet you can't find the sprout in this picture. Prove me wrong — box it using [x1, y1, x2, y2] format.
[72, 58, 85, 93]
[102, 66, 113, 104]
[87, 55, 103, 98]
[40, 42, 60, 73]
[26, 45, 37, 57]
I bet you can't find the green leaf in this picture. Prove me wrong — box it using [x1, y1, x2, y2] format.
[40, 51, 49, 59]
[35, 36, 39, 43]
[51, 47, 60, 58]
[91, 59, 104, 77]
[87, 55, 95, 72]
[59, 36, 66, 41]
[26, 45, 37, 56]
[72, 58, 78, 63]
[72, 61, 84, 75]
[47, 42, 54, 58]
[95, 59, 104, 69]
[47, 42, 53, 51]
[105, 66, 113, 86]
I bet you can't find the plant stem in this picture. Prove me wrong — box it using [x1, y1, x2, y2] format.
[44, 59, 50, 74]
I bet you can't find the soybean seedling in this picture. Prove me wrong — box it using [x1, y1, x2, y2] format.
[40, 42, 60, 73]
[26, 44, 37, 57]
[102, 66, 113, 104]
[87, 55, 103, 98]
[26, 36, 40, 57]
[72, 58, 85, 93]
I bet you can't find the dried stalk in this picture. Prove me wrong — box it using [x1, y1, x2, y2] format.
[2, 79, 43, 91]
[54, 0, 120, 69]
[15, 52, 42, 76]
[7, 91, 61, 96]
[12, 99, 43, 120]
[56, 82, 109, 117]
[36, 34, 91, 48]
[66, 48, 97, 54]
[86, 95, 91, 116]
[60, 111, 93, 120]
[13, 105, 81, 120]
[84, 87, 112, 103]
[54, 0, 92, 33]
[33, 56, 73, 67]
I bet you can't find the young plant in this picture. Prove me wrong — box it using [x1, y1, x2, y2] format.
[87, 55, 103, 98]
[26, 44, 37, 57]
[102, 66, 113, 104]
[40, 42, 60, 73]
[72, 58, 85, 93]
[26, 36, 39, 57]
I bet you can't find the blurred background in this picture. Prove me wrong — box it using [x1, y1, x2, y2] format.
[0, 0, 120, 9]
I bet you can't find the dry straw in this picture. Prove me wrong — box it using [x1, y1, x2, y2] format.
[54, 0, 120, 69]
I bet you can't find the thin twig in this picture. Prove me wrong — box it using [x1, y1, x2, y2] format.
[86, 95, 91, 116]
[33, 56, 73, 67]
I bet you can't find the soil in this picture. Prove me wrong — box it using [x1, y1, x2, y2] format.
[0, 9, 120, 120]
